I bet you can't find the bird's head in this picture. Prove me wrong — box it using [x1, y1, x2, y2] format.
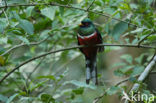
[79, 18, 93, 27]
[78, 18, 95, 36]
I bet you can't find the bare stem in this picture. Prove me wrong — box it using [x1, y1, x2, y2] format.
[0, 2, 137, 27]
[1, 36, 49, 56]
[0, 44, 155, 84]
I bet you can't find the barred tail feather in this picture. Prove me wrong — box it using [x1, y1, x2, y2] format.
[86, 59, 91, 84]
[91, 63, 98, 85]
[91, 57, 98, 85]
[85, 55, 98, 85]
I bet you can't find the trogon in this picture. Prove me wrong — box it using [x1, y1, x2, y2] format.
[77, 18, 104, 85]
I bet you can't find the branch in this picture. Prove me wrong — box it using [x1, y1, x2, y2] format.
[115, 71, 156, 87]
[0, 2, 137, 27]
[143, 41, 156, 45]
[130, 55, 156, 92]
[93, 71, 156, 103]
[1, 36, 49, 56]
[124, 53, 156, 103]
[93, 74, 140, 103]
[0, 24, 73, 56]
[0, 44, 155, 84]
[115, 75, 138, 87]
[93, 51, 156, 103]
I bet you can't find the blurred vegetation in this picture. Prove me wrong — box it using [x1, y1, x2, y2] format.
[0, 0, 156, 103]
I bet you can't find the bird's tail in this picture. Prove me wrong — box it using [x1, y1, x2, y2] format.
[85, 56, 98, 85]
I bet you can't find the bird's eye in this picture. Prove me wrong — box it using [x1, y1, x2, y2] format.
[85, 23, 89, 26]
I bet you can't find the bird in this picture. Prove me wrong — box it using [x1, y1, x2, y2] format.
[77, 18, 104, 85]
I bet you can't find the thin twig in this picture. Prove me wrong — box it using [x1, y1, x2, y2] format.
[1, 36, 49, 56]
[26, 57, 45, 82]
[67, 0, 72, 5]
[0, 44, 155, 84]
[87, 0, 96, 11]
[150, 71, 156, 74]
[138, 32, 155, 47]
[115, 76, 138, 87]
[115, 70, 156, 87]
[0, 2, 137, 27]
[93, 91, 107, 103]
[54, 54, 80, 75]
[3, 8, 9, 25]
[0, 0, 7, 16]
[26, 38, 58, 82]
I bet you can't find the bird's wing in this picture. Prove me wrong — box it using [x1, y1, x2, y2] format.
[77, 35, 83, 53]
[95, 28, 104, 52]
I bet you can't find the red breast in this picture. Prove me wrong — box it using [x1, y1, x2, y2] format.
[77, 32, 99, 57]
[77, 32, 99, 45]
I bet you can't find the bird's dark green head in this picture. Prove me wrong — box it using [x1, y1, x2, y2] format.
[78, 18, 95, 36]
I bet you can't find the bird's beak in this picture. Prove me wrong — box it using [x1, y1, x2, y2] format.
[79, 23, 83, 26]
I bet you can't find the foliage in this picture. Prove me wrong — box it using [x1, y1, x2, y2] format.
[0, 0, 156, 103]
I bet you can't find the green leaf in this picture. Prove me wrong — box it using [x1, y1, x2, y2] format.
[111, 21, 128, 40]
[26, 6, 34, 17]
[129, 76, 137, 83]
[130, 3, 138, 9]
[19, 97, 35, 102]
[0, 56, 5, 66]
[30, 80, 48, 92]
[0, 18, 8, 33]
[95, 0, 104, 6]
[0, 47, 5, 54]
[16, 36, 29, 44]
[52, 20, 59, 30]
[106, 86, 120, 95]
[121, 54, 133, 64]
[131, 66, 144, 76]
[11, 11, 20, 21]
[0, 37, 8, 44]
[12, 11, 34, 34]
[41, 7, 56, 20]
[147, 34, 156, 42]
[63, 80, 96, 89]
[7, 0, 26, 4]
[111, 62, 126, 68]
[114, 69, 124, 77]
[135, 53, 147, 64]
[146, 0, 153, 5]
[18, 19, 34, 35]
[72, 87, 84, 95]
[120, 65, 135, 74]
[59, 7, 64, 16]
[0, 94, 8, 102]
[37, 75, 56, 81]
[41, 94, 55, 103]
[123, 28, 145, 37]
[6, 93, 19, 103]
